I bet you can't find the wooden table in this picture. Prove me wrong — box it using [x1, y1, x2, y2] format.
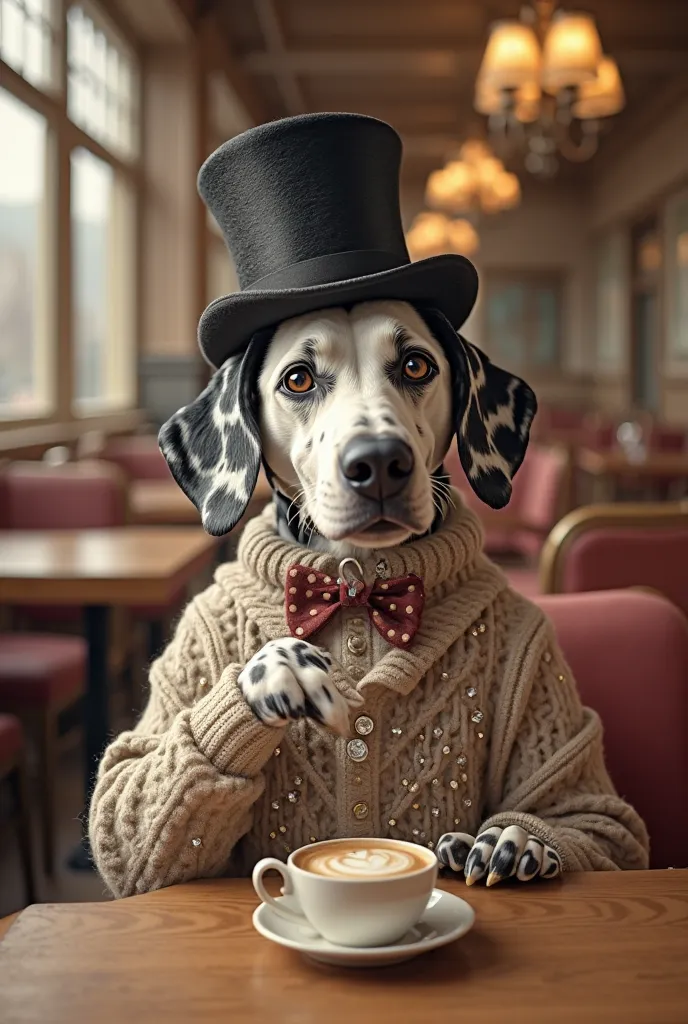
[1, 872, 686, 1023]
[0, 527, 218, 864]
[577, 447, 688, 501]
[129, 473, 273, 527]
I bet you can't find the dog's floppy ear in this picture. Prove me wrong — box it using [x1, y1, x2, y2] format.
[418, 307, 537, 510]
[158, 334, 270, 536]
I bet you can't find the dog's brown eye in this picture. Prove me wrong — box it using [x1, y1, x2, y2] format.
[403, 354, 432, 382]
[284, 366, 314, 394]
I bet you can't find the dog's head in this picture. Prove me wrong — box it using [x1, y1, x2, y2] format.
[159, 300, 536, 546]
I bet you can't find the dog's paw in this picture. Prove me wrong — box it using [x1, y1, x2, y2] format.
[436, 832, 476, 873]
[463, 825, 562, 887]
[238, 638, 350, 735]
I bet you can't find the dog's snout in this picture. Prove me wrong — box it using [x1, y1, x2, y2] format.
[339, 435, 414, 501]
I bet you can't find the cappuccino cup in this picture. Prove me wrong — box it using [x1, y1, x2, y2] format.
[252, 837, 438, 947]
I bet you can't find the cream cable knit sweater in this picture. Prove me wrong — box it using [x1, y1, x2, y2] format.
[90, 496, 649, 898]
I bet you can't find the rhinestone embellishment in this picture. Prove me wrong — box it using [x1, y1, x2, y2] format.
[441, 672, 449, 680]
[457, 754, 467, 767]
[442, 745, 450, 755]
[288, 791, 298, 804]
[433, 727, 443, 738]
[352, 802, 369, 820]
[391, 726, 403, 736]
[463, 797, 472, 808]
[279, 825, 287, 834]
[466, 686, 477, 698]
[271, 800, 279, 810]
[450, 780, 459, 790]
[191, 837, 202, 847]
[347, 738, 369, 762]
[293, 776, 303, 786]
[388, 818, 397, 827]
[409, 782, 419, 793]
[471, 709, 484, 724]
[355, 715, 374, 736]
[431, 807, 440, 817]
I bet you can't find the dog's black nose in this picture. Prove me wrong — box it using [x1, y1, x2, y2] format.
[340, 436, 414, 501]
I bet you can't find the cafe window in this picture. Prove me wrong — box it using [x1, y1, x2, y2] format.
[0, 0, 59, 91]
[67, 3, 139, 159]
[0, 87, 53, 418]
[483, 271, 562, 371]
[71, 146, 136, 411]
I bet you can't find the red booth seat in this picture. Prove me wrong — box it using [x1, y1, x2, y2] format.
[536, 590, 688, 869]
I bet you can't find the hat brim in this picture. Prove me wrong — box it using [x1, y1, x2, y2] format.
[198, 253, 478, 368]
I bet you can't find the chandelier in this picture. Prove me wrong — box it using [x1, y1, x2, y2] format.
[425, 139, 521, 215]
[406, 212, 479, 261]
[474, 2, 625, 177]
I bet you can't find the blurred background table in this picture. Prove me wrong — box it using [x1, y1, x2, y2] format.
[576, 447, 688, 502]
[1, 871, 686, 1024]
[0, 528, 218, 867]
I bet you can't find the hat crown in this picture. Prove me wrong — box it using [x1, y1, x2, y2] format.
[198, 113, 409, 291]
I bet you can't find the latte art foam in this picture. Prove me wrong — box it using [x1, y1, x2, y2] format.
[297, 843, 430, 879]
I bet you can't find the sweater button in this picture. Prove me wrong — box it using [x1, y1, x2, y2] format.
[347, 738, 368, 762]
[347, 635, 367, 655]
[354, 715, 374, 736]
[352, 802, 369, 820]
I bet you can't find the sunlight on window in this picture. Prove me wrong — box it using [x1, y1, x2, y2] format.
[0, 0, 57, 91]
[71, 147, 135, 411]
[67, 5, 138, 159]
[0, 88, 52, 418]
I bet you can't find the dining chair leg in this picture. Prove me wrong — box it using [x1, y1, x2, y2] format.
[10, 758, 37, 906]
[38, 709, 56, 878]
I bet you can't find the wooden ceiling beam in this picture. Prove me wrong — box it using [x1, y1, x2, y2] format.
[167, 0, 271, 126]
[253, 0, 307, 114]
[244, 48, 688, 77]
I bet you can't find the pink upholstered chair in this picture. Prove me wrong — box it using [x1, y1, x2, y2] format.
[0, 713, 36, 905]
[446, 443, 571, 562]
[97, 434, 172, 481]
[536, 590, 688, 869]
[0, 459, 127, 530]
[540, 502, 688, 619]
[0, 635, 85, 877]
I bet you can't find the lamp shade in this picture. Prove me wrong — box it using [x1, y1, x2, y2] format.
[446, 218, 479, 256]
[573, 56, 625, 118]
[406, 211, 451, 260]
[478, 20, 541, 90]
[542, 11, 602, 93]
[425, 160, 476, 212]
[406, 212, 479, 259]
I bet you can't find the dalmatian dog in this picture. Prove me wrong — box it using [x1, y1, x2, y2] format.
[160, 298, 547, 888]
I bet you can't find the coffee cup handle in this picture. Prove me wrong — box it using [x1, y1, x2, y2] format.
[252, 858, 320, 937]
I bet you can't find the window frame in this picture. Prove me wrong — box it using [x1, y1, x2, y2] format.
[480, 266, 565, 379]
[0, 0, 142, 427]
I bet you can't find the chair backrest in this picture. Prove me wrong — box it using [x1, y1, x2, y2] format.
[650, 426, 686, 453]
[0, 460, 127, 529]
[98, 435, 172, 481]
[536, 590, 688, 869]
[540, 502, 688, 618]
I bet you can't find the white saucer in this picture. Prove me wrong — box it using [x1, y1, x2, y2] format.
[252, 888, 475, 968]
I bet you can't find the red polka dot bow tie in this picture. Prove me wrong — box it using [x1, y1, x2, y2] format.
[285, 564, 425, 649]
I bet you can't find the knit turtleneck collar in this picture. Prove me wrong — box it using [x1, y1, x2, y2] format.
[237, 488, 485, 595]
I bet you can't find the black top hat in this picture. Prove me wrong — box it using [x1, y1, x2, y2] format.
[198, 112, 478, 368]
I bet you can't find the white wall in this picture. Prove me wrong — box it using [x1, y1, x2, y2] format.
[402, 182, 593, 375]
[589, 94, 688, 230]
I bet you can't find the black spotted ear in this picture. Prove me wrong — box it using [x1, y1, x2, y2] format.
[454, 340, 537, 508]
[416, 307, 537, 510]
[158, 334, 270, 536]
